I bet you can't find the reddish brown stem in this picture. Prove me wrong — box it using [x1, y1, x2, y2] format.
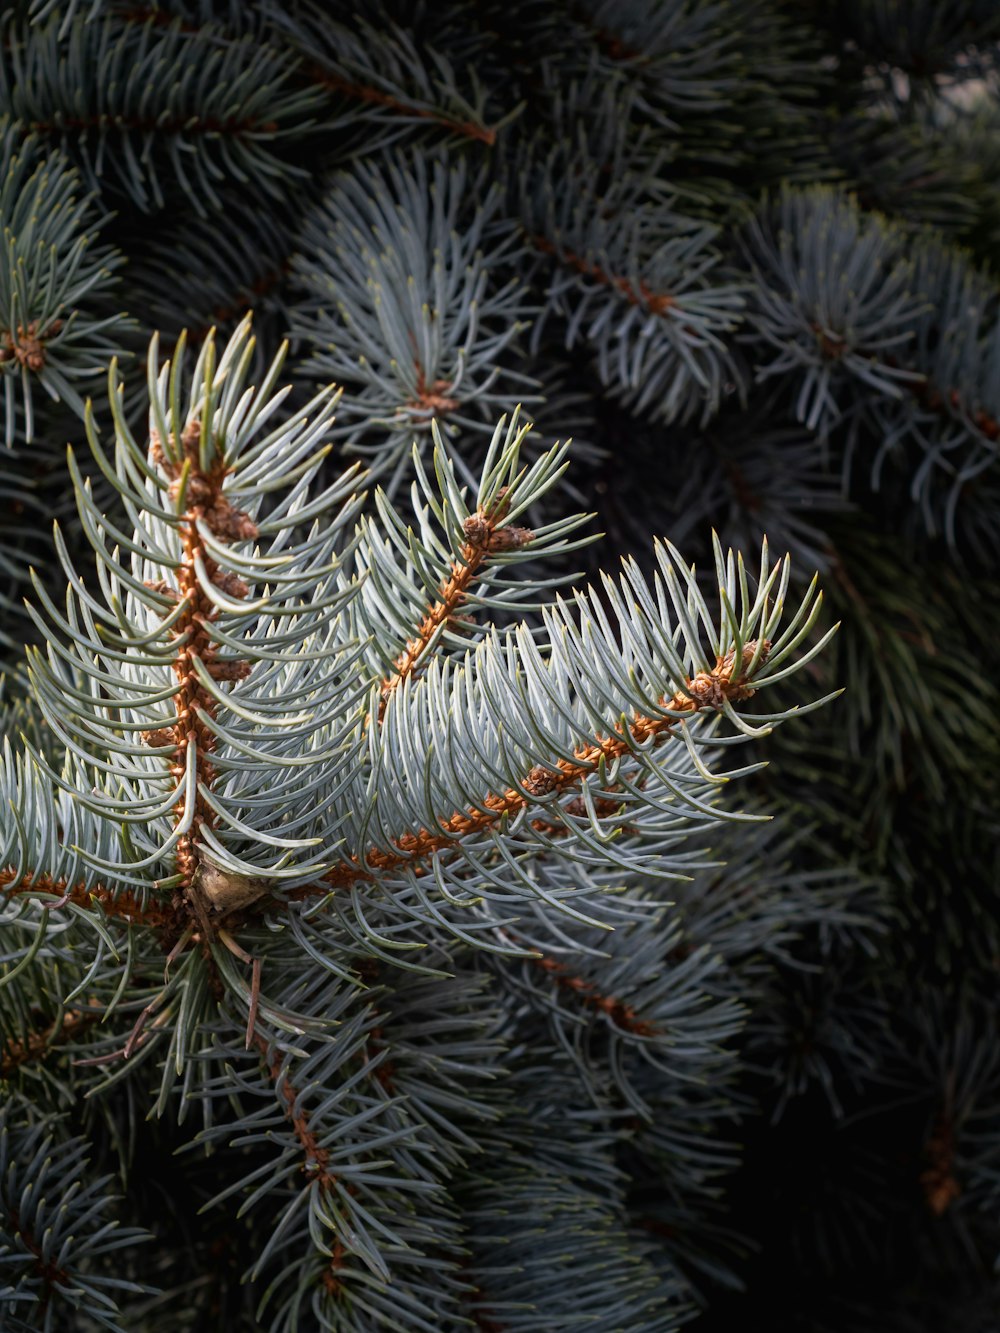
[922, 1111, 961, 1215]
[0, 1003, 102, 1078]
[254, 1034, 347, 1294]
[147, 421, 256, 895]
[529, 952, 657, 1036]
[813, 325, 1000, 442]
[310, 67, 495, 145]
[0, 869, 175, 930]
[254, 1034, 336, 1188]
[376, 503, 532, 724]
[530, 234, 676, 315]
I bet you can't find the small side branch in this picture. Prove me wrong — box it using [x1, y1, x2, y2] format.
[0, 1004, 102, 1079]
[310, 68, 496, 145]
[26, 111, 279, 138]
[253, 1035, 346, 1293]
[329, 641, 768, 892]
[530, 234, 676, 316]
[146, 419, 256, 903]
[0, 869, 175, 930]
[529, 951, 657, 1036]
[4, 1204, 71, 1318]
[253, 1035, 336, 1188]
[376, 500, 533, 723]
[814, 331, 1000, 443]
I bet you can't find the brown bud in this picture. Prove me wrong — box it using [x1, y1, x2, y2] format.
[686, 675, 728, 709]
[143, 579, 182, 603]
[195, 857, 269, 914]
[204, 497, 257, 542]
[213, 569, 250, 599]
[564, 794, 622, 819]
[524, 765, 560, 796]
[486, 486, 512, 522]
[488, 525, 533, 553]
[205, 658, 252, 682]
[149, 430, 166, 468]
[462, 513, 493, 547]
[717, 639, 770, 680]
[181, 419, 201, 456]
[142, 727, 177, 749]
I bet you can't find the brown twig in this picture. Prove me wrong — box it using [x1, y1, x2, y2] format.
[254, 1034, 335, 1187]
[812, 325, 1000, 442]
[376, 499, 533, 724]
[309, 67, 495, 145]
[921, 1110, 961, 1215]
[0, 1003, 102, 1078]
[145, 422, 256, 906]
[254, 1033, 347, 1294]
[530, 234, 676, 316]
[528, 951, 657, 1036]
[0, 869, 175, 930]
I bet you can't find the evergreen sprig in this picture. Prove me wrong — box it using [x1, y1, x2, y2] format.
[1, 13, 320, 214]
[292, 150, 536, 490]
[520, 139, 745, 423]
[0, 122, 126, 442]
[270, 0, 502, 154]
[741, 185, 1000, 542]
[0, 319, 833, 1323]
[1, 3, 995, 1325]
[0, 1098, 151, 1330]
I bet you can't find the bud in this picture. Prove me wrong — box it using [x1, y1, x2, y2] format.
[195, 856, 269, 915]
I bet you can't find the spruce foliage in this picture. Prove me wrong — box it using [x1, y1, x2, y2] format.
[0, 2, 998, 1330]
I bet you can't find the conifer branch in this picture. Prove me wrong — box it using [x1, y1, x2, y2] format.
[253, 1035, 337, 1192]
[890, 359, 1000, 444]
[327, 642, 769, 892]
[292, 151, 534, 480]
[0, 124, 127, 440]
[0, 1106, 151, 1324]
[813, 329, 1000, 443]
[4, 1204, 71, 1318]
[3, 16, 319, 213]
[24, 110, 281, 139]
[521, 152, 744, 422]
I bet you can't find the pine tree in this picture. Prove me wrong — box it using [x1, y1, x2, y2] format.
[1, 3, 998, 1330]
